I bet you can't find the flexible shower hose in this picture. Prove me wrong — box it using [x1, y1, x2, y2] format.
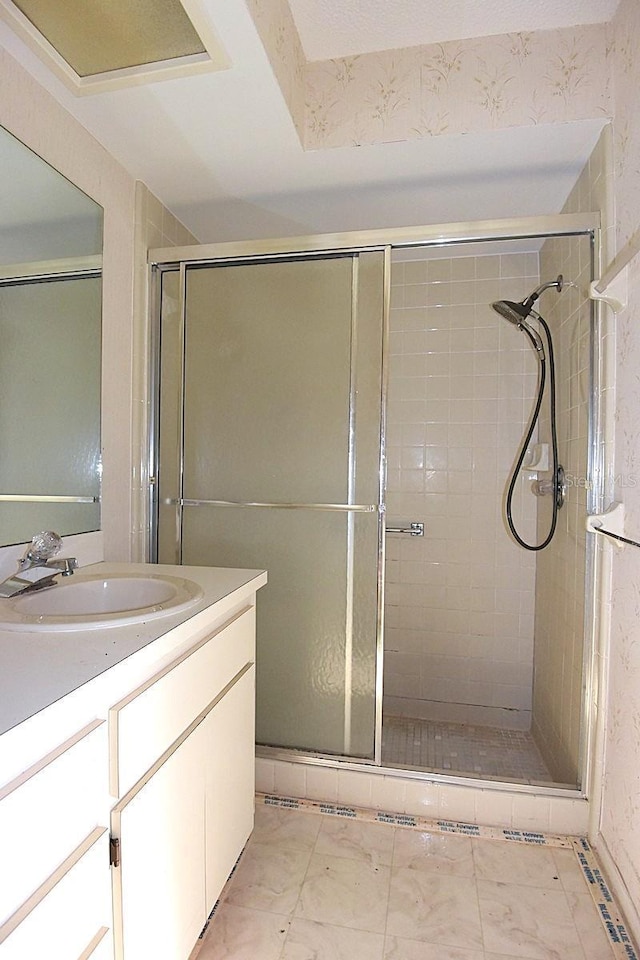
[505, 313, 560, 551]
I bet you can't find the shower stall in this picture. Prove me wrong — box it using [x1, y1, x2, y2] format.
[149, 215, 599, 792]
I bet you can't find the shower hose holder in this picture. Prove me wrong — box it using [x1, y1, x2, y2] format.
[532, 465, 566, 509]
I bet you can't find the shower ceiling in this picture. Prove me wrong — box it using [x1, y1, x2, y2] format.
[0, 0, 619, 240]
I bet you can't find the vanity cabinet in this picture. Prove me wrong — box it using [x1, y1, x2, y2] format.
[0, 563, 265, 960]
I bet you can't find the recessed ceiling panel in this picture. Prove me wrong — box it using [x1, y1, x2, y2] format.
[289, 0, 621, 60]
[11, 0, 206, 75]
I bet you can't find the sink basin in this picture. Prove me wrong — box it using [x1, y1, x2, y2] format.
[0, 573, 204, 631]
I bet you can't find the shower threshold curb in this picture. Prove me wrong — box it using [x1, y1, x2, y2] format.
[257, 792, 639, 960]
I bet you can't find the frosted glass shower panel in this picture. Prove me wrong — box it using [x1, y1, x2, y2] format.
[157, 250, 386, 758]
[181, 504, 379, 757]
[183, 257, 354, 505]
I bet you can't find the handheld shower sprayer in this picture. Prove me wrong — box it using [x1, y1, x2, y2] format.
[490, 275, 565, 551]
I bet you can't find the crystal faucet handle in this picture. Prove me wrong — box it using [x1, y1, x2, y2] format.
[25, 531, 63, 562]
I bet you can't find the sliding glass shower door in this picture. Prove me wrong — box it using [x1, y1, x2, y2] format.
[155, 251, 386, 759]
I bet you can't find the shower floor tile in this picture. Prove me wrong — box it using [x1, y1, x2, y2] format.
[381, 716, 552, 783]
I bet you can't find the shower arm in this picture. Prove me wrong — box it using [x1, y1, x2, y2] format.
[522, 275, 564, 312]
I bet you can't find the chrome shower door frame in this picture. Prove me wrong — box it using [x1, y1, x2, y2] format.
[149, 211, 602, 792]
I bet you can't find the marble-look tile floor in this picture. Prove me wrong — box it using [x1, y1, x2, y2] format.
[382, 716, 553, 783]
[192, 803, 617, 960]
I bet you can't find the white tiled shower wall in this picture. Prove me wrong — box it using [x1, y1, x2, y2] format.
[383, 250, 541, 730]
[532, 128, 612, 785]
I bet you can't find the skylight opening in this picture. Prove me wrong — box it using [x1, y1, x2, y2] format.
[0, 0, 229, 94]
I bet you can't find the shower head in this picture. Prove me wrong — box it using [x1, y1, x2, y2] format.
[491, 299, 532, 325]
[491, 274, 563, 359]
[491, 274, 564, 324]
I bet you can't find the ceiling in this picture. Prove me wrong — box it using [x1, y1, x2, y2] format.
[0, 0, 619, 244]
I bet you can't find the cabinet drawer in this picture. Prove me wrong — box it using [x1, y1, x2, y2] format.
[0, 720, 107, 925]
[0, 829, 111, 960]
[110, 605, 255, 796]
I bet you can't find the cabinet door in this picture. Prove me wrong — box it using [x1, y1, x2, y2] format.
[204, 665, 256, 908]
[112, 727, 206, 960]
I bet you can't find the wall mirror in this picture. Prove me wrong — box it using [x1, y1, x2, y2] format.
[0, 125, 103, 546]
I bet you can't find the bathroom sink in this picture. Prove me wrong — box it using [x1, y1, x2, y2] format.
[0, 573, 204, 631]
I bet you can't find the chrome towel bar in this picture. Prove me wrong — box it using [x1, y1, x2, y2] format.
[592, 526, 640, 549]
[386, 521, 424, 536]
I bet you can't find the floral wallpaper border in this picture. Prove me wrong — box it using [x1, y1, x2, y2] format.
[305, 24, 611, 149]
[244, 3, 611, 151]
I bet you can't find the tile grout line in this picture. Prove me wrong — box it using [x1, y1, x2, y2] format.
[469, 837, 488, 957]
[257, 792, 639, 960]
[277, 811, 323, 959]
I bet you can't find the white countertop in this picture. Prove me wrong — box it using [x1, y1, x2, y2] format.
[0, 561, 267, 737]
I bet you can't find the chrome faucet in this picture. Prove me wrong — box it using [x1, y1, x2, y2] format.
[0, 531, 78, 598]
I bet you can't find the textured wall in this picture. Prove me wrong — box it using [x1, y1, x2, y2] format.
[597, 0, 640, 939]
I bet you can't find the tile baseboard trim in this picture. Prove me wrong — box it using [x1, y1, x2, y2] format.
[256, 791, 573, 847]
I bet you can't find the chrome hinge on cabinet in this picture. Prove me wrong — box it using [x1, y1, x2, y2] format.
[109, 835, 121, 868]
